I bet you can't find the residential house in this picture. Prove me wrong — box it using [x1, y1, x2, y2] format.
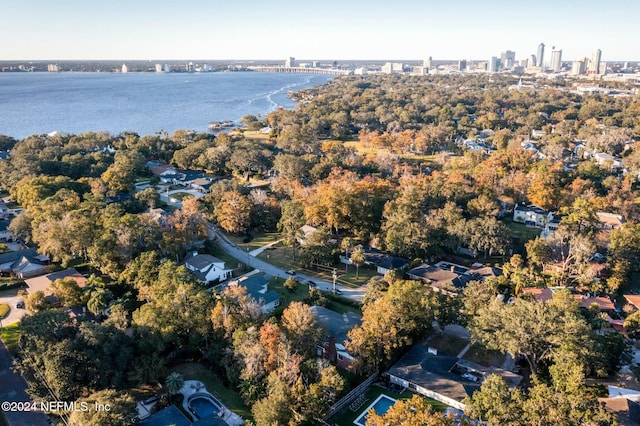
[624, 294, 640, 311]
[24, 268, 87, 294]
[0, 220, 13, 242]
[298, 225, 319, 246]
[600, 385, 640, 426]
[531, 129, 547, 139]
[0, 248, 49, 278]
[309, 305, 362, 370]
[594, 153, 623, 171]
[140, 208, 171, 229]
[596, 212, 625, 230]
[407, 264, 475, 294]
[228, 273, 280, 314]
[385, 345, 521, 410]
[184, 252, 233, 285]
[343, 247, 409, 275]
[189, 178, 214, 194]
[512, 204, 552, 227]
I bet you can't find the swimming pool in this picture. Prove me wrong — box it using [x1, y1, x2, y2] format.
[187, 392, 224, 419]
[354, 394, 397, 426]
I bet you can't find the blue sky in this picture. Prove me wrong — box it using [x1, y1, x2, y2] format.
[3, 0, 638, 61]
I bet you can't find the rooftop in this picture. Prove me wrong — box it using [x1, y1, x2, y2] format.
[310, 305, 362, 343]
[185, 253, 226, 271]
[24, 268, 87, 294]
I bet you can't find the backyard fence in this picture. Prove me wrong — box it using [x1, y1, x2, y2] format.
[323, 372, 378, 421]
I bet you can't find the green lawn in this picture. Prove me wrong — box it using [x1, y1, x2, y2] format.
[257, 247, 375, 289]
[268, 277, 361, 315]
[0, 323, 21, 355]
[503, 219, 542, 243]
[328, 385, 448, 426]
[462, 343, 506, 368]
[172, 362, 252, 421]
[224, 231, 281, 251]
[169, 192, 194, 201]
[426, 333, 470, 357]
[0, 304, 9, 319]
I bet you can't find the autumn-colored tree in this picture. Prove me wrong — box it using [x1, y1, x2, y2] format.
[368, 395, 459, 426]
[280, 302, 323, 357]
[215, 190, 252, 234]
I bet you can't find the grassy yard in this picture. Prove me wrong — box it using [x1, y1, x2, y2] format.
[426, 333, 470, 357]
[503, 219, 542, 243]
[462, 343, 506, 368]
[328, 384, 448, 426]
[257, 247, 375, 289]
[0, 323, 20, 355]
[0, 304, 9, 319]
[268, 277, 361, 315]
[169, 192, 194, 201]
[172, 362, 252, 421]
[224, 231, 281, 251]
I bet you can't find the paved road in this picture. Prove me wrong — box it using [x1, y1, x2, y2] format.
[0, 340, 50, 426]
[209, 224, 366, 302]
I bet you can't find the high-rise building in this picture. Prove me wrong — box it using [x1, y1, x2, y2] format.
[571, 60, 585, 75]
[458, 59, 467, 71]
[47, 64, 59, 72]
[155, 64, 163, 73]
[536, 43, 545, 68]
[550, 48, 562, 72]
[164, 64, 171, 73]
[121, 63, 128, 73]
[588, 49, 602, 75]
[500, 50, 516, 69]
[488, 56, 500, 72]
[285, 57, 296, 68]
[423, 56, 432, 69]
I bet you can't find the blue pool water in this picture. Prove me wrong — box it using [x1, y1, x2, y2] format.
[354, 395, 397, 426]
[188, 394, 222, 419]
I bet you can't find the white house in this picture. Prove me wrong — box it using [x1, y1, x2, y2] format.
[513, 205, 552, 227]
[184, 253, 233, 284]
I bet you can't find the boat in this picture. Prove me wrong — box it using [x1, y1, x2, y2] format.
[208, 120, 234, 130]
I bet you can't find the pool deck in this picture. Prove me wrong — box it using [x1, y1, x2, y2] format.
[353, 394, 397, 426]
[180, 380, 244, 426]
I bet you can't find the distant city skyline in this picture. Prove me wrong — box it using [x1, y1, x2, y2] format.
[3, 0, 639, 61]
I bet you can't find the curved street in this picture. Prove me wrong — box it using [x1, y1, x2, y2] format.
[208, 224, 366, 302]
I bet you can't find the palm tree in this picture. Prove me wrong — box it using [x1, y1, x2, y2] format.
[87, 288, 113, 316]
[341, 237, 353, 272]
[350, 246, 366, 280]
[165, 372, 185, 403]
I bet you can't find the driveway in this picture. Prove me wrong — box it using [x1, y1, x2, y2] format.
[0, 289, 28, 326]
[209, 224, 365, 302]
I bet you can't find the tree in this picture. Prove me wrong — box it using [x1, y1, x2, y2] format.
[368, 395, 459, 426]
[298, 226, 335, 268]
[51, 278, 85, 307]
[349, 246, 366, 280]
[215, 190, 252, 234]
[469, 293, 593, 376]
[283, 277, 299, 293]
[68, 389, 137, 426]
[164, 372, 184, 402]
[464, 374, 523, 425]
[348, 280, 434, 373]
[280, 302, 323, 357]
[87, 288, 113, 316]
[277, 200, 306, 261]
[25, 291, 49, 314]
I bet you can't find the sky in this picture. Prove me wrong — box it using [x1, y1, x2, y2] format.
[2, 0, 639, 62]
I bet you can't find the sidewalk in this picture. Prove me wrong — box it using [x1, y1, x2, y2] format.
[248, 240, 281, 257]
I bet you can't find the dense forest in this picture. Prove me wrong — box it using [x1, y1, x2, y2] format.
[2, 73, 640, 424]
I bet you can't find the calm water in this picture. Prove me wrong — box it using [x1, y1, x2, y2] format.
[0, 72, 332, 138]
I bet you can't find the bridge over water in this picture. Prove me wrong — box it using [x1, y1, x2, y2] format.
[248, 66, 352, 76]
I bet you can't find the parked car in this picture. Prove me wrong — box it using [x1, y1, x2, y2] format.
[307, 280, 316, 287]
[334, 289, 343, 295]
[16, 299, 24, 309]
[285, 270, 296, 275]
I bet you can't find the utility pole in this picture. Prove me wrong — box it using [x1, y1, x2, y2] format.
[332, 268, 338, 294]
